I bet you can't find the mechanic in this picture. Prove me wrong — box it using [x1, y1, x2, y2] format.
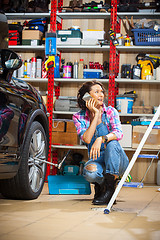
[73, 80, 129, 205]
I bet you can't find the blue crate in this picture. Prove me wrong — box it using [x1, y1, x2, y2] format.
[132, 28, 160, 46]
[48, 175, 91, 195]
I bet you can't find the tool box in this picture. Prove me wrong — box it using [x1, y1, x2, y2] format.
[8, 23, 22, 45]
[9, 30, 20, 45]
[83, 69, 103, 79]
[57, 29, 82, 45]
[48, 175, 91, 195]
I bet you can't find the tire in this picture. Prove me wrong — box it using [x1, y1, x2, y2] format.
[0, 121, 48, 200]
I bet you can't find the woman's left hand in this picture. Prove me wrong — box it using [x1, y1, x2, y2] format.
[90, 137, 102, 160]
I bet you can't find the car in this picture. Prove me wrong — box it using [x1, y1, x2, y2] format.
[0, 12, 49, 200]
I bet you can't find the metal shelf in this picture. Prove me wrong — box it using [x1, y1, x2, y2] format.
[117, 46, 160, 53]
[9, 45, 45, 51]
[116, 79, 160, 84]
[9, 45, 160, 53]
[19, 78, 48, 82]
[52, 144, 87, 150]
[6, 12, 159, 20]
[117, 12, 160, 19]
[123, 147, 159, 152]
[119, 113, 155, 117]
[9, 45, 110, 52]
[6, 12, 50, 19]
[22, 78, 160, 84]
[57, 45, 110, 52]
[55, 78, 160, 84]
[57, 12, 111, 19]
[54, 78, 109, 83]
[53, 111, 76, 115]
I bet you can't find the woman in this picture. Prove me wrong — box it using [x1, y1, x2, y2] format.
[73, 80, 129, 205]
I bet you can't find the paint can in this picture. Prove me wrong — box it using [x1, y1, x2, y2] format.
[63, 65, 72, 78]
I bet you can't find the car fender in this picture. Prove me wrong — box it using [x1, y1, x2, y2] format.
[20, 109, 49, 156]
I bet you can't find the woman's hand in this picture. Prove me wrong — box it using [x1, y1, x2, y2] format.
[90, 136, 103, 160]
[86, 98, 99, 115]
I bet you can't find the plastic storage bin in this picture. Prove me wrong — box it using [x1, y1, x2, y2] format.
[132, 29, 160, 46]
[48, 175, 91, 195]
[83, 69, 102, 79]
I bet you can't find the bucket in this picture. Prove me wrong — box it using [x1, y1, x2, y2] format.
[116, 97, 134, 114]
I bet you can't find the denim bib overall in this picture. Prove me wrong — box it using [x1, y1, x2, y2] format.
[83, 112, 129, 184]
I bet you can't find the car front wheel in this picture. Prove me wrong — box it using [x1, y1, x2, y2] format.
[0, 121, 48, 200]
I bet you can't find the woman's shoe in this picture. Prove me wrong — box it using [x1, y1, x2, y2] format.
[92, 182, 105, 204]
[93, 173, 118, 205]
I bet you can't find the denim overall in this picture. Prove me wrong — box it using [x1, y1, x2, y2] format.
[83, 112, 129, 184]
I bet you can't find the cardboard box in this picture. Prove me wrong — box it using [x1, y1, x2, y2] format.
[22, 30, 43, 40]
[52, 120, 65, 132]
[132, 126, 160, 149]
[119, 124, 132, 148]
[132, 106, 153, 114]
[52, 132, 79, 145]
[66, 120, 77, 133]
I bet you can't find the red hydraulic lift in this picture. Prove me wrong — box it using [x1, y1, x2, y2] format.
[46, 0, 57, 178]
[108, 0, 118, 107]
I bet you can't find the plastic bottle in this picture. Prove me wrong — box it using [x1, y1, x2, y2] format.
[156, 66, 160, 80]
[27, 59, 31, 78]
[125, 35, 131, 46]
[73, 60, 78, 79]
[24, 60, 27, 78]
[78, 59, 84, 79]
[31, 57, 37, 78]
[157, 160, 160, 185]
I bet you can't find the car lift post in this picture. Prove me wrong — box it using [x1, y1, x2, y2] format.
[46, 0, 57, 177]
[104, 104, 160, 214]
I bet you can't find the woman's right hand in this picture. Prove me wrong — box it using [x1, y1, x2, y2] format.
[86, 98, 99, 115]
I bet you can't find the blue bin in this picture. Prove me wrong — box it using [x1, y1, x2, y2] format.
[48, 175, 91, 195]
[132, 28, 160, 46]
[83, 71, 101, 79]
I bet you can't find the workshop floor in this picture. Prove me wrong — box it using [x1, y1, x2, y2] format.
[0, 183, 160, 240]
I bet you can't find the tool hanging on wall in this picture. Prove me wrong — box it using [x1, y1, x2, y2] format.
[108, 28, 119, 46]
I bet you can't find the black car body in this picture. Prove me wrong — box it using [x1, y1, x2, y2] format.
[0, 13, 49, 200]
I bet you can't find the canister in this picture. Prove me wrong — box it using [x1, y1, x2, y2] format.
[63, 65, 72, 78]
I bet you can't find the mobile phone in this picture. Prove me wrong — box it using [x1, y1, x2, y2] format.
[82, 92, 92, 102]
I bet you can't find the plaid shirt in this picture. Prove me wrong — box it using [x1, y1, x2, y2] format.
[72, 104, 123, 142]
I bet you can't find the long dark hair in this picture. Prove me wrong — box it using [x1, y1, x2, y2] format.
[77, 80, 106, 110]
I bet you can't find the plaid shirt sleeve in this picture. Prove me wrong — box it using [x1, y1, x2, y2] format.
[106, 106, 123, 140]
[72, 111, 88, 140]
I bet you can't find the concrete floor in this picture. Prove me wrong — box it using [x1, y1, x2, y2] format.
[0, 183, 160, 240]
